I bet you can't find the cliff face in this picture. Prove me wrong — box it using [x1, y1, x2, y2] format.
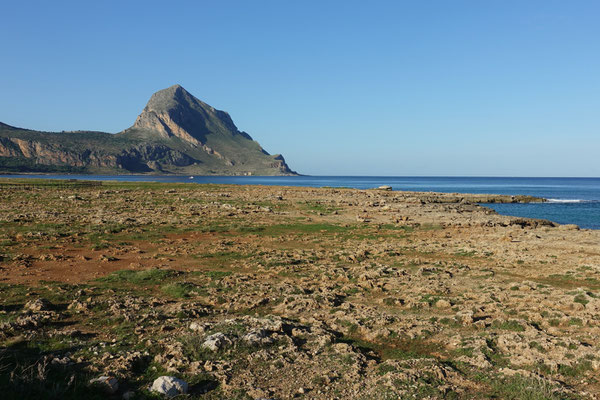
[0, 137, 117, 168]
[0, 137, 199, 173]
[0, 85, 297, 175]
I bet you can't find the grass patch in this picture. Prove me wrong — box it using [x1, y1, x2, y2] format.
[568, 318, 583, 326]
[161, 281, 198, 298]
[337, 335, 438, 361]
[264, 223, 350, 236]
[491, 319, 525, 332]
[538, 274, 600, 290]
[98, 268, 179, 285]
[301, 201, 341, 214]
[482, 339, 510, 368]
[486, 374, 575, 400]
[196, 251, 249, 266]
[455, 249, 477, 257]
[557, 360, 594, 377]
[573, 294, 589, 306]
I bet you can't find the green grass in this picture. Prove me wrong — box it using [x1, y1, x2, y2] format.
[529, 341, 544, 352]
[419, 293, 442, 306]
[263, 222, 350, 236]
[0, 222, 77, 237]
[376, 364, 397, 376]
[97, 268, 179, 285]
[0, 283, 30, 305]
[482, 339, 510, 368]
[337, 334, 438, 361]
[454, 249, 477, 257]
[301, 201, 341, 214]
[557, 360, 594, 377]
[492, 319, 526, 332]
[487, 374, 576, 400]
[160, 281, 199, 298]
[453, 346, 475, 357]
[196, 251, 250, 266]
[568, 318, 583, 326]
[573, 294, 589, 306]
[538, 274, 600, 290]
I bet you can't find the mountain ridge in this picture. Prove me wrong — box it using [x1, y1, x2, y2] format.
[0, 85, 296, 175]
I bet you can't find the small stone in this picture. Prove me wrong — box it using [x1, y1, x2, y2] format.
[51, 356, 71, 366]
[455, 311, 474, 325]
[89, 376, 119, 394]
[242, 329, 269, 346]
[189, 321, 204, 332]
[201, 332, 231, 351]
[151, 376, 188, 398]
[24, 298, 51, 312]
[435, 299, 452, 309]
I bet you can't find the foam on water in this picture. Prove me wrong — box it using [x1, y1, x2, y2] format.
[547, 199, 585, 203]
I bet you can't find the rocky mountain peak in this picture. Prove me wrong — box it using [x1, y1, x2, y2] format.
[130, 85, 239, 146]
[144, 84, 198, 113]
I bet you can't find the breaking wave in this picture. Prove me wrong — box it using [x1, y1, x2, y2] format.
[546, 199, 598, 204]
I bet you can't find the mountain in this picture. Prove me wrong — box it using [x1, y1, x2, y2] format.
[0, 85, 296, 175]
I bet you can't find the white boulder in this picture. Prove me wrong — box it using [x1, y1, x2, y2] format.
[151, 376, 188, 398]
[201, 332, 231, 351]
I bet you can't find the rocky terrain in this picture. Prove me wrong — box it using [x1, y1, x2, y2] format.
[0, 179, 599, 399]
[0, 85, 295, 175]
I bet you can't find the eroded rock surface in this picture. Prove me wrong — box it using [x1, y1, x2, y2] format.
[0, 181, 598, 399]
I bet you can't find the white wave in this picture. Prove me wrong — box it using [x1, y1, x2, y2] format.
[547, 199, 585, 203]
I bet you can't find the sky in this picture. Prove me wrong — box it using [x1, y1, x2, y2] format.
[1, 0, 599, 176]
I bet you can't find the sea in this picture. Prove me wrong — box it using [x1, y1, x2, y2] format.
[1, 175, 599, 230]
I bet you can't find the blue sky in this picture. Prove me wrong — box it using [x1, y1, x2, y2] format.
[1, 1, 598, 176]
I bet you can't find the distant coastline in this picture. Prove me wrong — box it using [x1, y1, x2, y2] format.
[1, 175, 599, 229]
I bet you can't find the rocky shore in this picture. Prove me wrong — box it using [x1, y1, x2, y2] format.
[0, 180, 598, 399]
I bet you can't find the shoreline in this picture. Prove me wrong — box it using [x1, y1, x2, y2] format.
[8, 172, 598, 229]
[0, 177, 570, 229]
[5, 175, 600, 230]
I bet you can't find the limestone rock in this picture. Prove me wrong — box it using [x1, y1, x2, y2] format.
[151, 376, 188, 398]
[201, 332, 231, 351]
[24, 298, 51, 312]
[435, 299, 452, 309]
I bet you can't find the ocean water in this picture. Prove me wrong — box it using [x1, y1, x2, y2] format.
[1, 175, 599, 229]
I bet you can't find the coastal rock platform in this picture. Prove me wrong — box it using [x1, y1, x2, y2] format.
[1, 179, 598, 399]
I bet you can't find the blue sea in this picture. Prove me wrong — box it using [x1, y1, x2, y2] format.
[1, 175, 599, 230]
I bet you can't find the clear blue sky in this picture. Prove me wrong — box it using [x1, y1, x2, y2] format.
[1, 0, 598, 176]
